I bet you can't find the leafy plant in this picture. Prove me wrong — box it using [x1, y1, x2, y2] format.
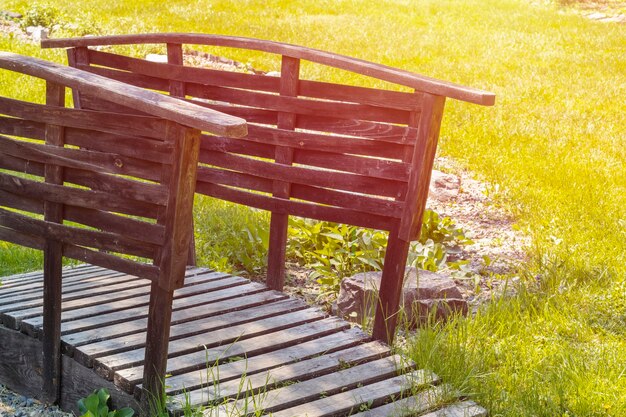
[20, 3, 61, 28]
[287, 210, 472, 300]
[77, 388, 134, 417]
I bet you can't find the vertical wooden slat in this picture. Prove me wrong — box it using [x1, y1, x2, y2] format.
[267, 56, 300, 291]
[142, 121, 200, 406]
[371, 94, 422, 343]
[400, 94, 446, 241]
[372, 93, 445, 343]
[66, 47, 89, 108]
[166, 42, 197, 267]
[42, 81, 65, 403]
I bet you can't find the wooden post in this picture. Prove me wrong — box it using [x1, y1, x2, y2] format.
[267, 56, 300, 291]
[42, 81, 65, 403]
[166, 43, 197, 267]
[142, 122, 200, 410]
[66, 47, 89, 109]
[372, 93, 446, 343]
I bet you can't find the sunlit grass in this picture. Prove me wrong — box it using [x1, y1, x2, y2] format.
[1, 0, 625, 415]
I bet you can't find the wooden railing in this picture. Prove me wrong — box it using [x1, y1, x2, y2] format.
[42, 33, 495, 346]
[0, 51, 246, 404]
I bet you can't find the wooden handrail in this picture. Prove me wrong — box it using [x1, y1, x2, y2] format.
[0, 51, 247, 137]
[41, 33, 495, 106]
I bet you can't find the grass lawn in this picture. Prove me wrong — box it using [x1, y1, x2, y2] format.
[1, 0, 625, 415]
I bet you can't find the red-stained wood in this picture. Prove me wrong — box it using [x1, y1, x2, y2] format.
[0, 172, 160, 219]
[185, 82, 411, 124]
[42, 81, 65, 404]
[41, 33, 496, 106]
[66, 47, 90, 109]
[195, 182, 395, 231]
[267, 56, 300, 291]
[143, 122, 201, 404]
[0, 208, 157, 259]
[167, 43, 196, 267]
[85, 49, 424, 110]
[0, 52, 248, 137]
[399, 94, 446, 241]
[198, 150, 405, 199]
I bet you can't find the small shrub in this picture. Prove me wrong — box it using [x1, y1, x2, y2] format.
[77, 388, 134, 417]
[21, 3, 61, 29]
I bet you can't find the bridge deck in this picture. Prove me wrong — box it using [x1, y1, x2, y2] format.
[0, 265, 485, 417]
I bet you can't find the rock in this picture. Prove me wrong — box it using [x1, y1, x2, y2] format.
[2, 11, 23, 19]
[25, 26, 48, 41]
[146, 53, 168, 63]
[336, 267, 467, 327]
[266, 71, 281, 77]
[428, 170, 460, 201]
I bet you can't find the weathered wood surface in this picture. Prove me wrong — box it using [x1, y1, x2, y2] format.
[0, 52, 247, 136]
[41, 34, 496, 105]
[42, 34, 496, 346]
[0, 265, 486, 417]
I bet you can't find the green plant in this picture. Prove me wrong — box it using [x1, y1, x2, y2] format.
[77, 388, 134, 417]
[20, 3, 61, 28]
[287, 218, 387, 300]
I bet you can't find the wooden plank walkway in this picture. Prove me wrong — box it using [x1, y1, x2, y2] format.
[0, 265, 486, 417]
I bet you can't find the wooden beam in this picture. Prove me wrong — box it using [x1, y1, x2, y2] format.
[42, 81, 65, 404]
[166, 42, 196, 267]
[267, 56, 300, 291]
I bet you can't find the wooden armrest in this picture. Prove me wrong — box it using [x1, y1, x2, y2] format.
[0, 51, 247, 137]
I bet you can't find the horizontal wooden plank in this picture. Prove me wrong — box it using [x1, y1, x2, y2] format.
[62, 245, 159, 282]
[41, 34, 496, 105]
[161, 327, 369, 396]
[353, 399, 486, 417]
[196, 182, 395, 230]
[117, 317, 350, 392]
[64, 126, 173, 165]
[0, 172, 159, 219]
[223, 124, 411, 158]
[0, 270, 128, 305]
[0, 115, 45, 139]
[93, 307, 325, 377]
[87, 49, 279, 94]
[0, 52, 248, 137]
[0, 271, 128, 307]
[0, 264, 102, 293]
[72, 297, 300, 365]
[199, 136, 410, 186]
[0, 153, 167, 207]
[54, 280, 261, 343]
[0, 116, 172, 164]
[0, 133, 163, 183]
[220, 355, 413, 415]
[0, 96, 167, 140]
[170, 340, 390, 408]
[199, 150, 405, 198]
[0, 207, 158, 259]
[0, 273, 143, 314]
[86, 50, 424, 111]
[185, 83, 411, 124]
[268, 370, 438, 417]
[0, 227, 159, 283]
[196, 169, 403, 218]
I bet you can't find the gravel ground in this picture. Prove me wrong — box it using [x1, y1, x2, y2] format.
[0, 385, 73, 417]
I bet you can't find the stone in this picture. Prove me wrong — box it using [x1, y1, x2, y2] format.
[336, 267, 467, 327]
[25, 26, 48, 41]
[145, 53, 168, 63]
[2, 11, 23, 19]
[428, 170, 461, 202]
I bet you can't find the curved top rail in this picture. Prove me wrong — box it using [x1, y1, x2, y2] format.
[41, 33, 495, 106]
[0, 51, 247, 137]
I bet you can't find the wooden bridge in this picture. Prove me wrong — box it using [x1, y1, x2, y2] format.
[0, 34, 494, 416]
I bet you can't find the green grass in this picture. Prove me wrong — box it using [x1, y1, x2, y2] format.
[1, 0, 625, 415]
